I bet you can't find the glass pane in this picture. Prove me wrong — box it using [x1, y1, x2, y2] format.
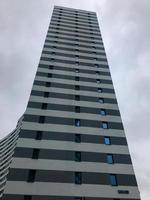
[104, 137, 111, 145]
[110, 174, 117, 186]
[102, 122, 108, 129]
[107, 154, 113, 164]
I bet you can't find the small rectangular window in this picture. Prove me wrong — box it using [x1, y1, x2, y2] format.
[44, 92, 49, 98]
[98, 88, 102, 93]
[49, 65, 53, 69]
[110, 174, 117, 186]
[98, 98, 104, 103]
[24, 196, 32, 200]
[41, 103, 47, 110]
[39, 116, 45, 124]
[32, 149, 40, 159]
[96, 79, 100, 83]
[96, 71, 100, 75]
[75, 85, 80, 90]
[101, 122, 108, 129]
[100, 109, 106, 115]
[75, 119, 80, 127]
[35, 131, 42, 140]
[75, 62, 79, 66]
[107, 154, 114, 164]
[75, 134, 81, 143]
[75, 69, 79, 73]
[27, 170, 36, 182]
[104, 137, 111, 145]
[75, 76, 79, 81]
[75, 95, 80, 101]
[75, 172, 82, 184]
[75, 152, 81, 162]
[47, 73, 52, 78]
[45, 82, 51, 87]
[75, 106, 80, 113]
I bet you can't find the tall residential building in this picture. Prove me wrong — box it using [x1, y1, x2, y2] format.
[1, 5, 141, 200]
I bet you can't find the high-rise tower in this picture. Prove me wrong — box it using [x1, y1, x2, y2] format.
[1, 6, 141, 200]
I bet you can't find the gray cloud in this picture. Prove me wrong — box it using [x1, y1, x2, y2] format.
[0, 0, 149, 199]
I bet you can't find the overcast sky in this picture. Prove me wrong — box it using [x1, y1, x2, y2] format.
[0, 0, 150, 199]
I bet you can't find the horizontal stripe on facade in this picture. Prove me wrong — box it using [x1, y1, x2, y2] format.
[43, 46, 105, 58]
[51, 16, 99, 28]
[40, 57, 108, 68]
[49, 22, 99, 33]
[22, 122, 125, 138]
[47, 32, 102, 44]
[3, 182, 140, 199]
[53, 12, 98, 24]
[50, 21, 99, 31]
[43, 48, 104, 59]
[38, 64, 110, 76]
[54, 8, 96, 18]
[53, 11, 97, 22]
[42, 50, 106, 64]
[19, 130, 127, 145]
[45, 39, 104, 52]
[49, 25, 100, 37]
[48, 28, 101, 40]
[2, 194, 141, 200]
[27, 102, 120, 116]
[51, 14, 99, 25]
[23, 114, 123, 130]
[11, 157, 134, 175]
[33, 80, 114, 94]
[7, 169, 137, 186]
[44, 44, 105, 55]
[36, 71, 112, 85]
[37, 68, 111, 81]
[31, 90, 117, 104]
[45, 40, 104, 51]
[16, 138, 129, 155]
[47, 32, 101, 44]
[41, 53, 107, 65]
[39, 60, 109, 72]
[46, 34, 102, 45]
[13, 147, 131, 164]
[49, 26, 100, 38]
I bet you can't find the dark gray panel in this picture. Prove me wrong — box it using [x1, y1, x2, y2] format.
[7, 169, 137, 186]
[19, 130, 127, 146]
[23, 115, 123, 130]
[14, 147, 131, 164]
[27, 101, 120, 116]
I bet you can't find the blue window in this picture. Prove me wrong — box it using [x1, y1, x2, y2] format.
[75, 119, 80, 127]
[107, 154, 114, 164]
[104, 137, 111, 145]
[110, 174, 117, 186]
[100, 109, 106, 115]
[101, 122, 108, 129]
[98, 98, 104, 103]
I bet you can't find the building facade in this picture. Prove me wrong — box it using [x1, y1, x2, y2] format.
[1, 5, 141, 200]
